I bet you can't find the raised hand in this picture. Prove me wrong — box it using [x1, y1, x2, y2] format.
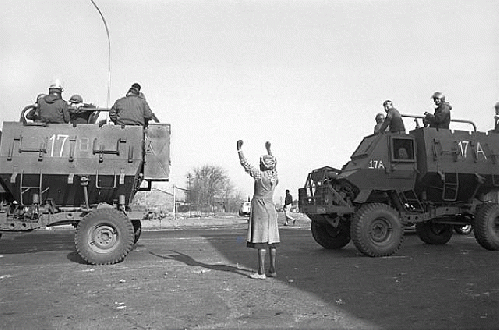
[237, 140, 244, 150]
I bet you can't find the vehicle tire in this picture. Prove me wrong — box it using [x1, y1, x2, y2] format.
[415, 222, 452, 244]
[311, 219, 350, 249]
[75, 209, 134, 265]
[132, 220, 142, 244]
[350, 203, 403, 257]
[454, 224, 472, 235]
[473, 203, 499, 251]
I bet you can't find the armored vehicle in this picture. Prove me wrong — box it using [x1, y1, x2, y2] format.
[0, 109, 170, 264]
[299, 115, 499, 257]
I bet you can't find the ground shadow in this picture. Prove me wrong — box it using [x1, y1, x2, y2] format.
[149, 250, 253, 278]
[66, 251, 88, 264]
[197, 226, 498, 330]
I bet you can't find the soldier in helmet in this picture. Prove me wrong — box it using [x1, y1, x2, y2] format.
[424, 92, 452, 129]
[37, 81, 70, 124]
[375, 100, 405, 134]
[494, 102, 499, 132]
[25, 93, 46, 122]
[68, 94, 98, 124]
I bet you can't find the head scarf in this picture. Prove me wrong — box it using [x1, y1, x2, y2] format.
[260, 155, 276, 170]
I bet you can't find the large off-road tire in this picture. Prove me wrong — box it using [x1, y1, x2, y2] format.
[415, 222, 452, 244]
[311, 219, 350, 249]
[473, 203, 499, 251]
[132, 220, 142, 244]
[75, 209, 134, 265]
[350, 203, 403, 257]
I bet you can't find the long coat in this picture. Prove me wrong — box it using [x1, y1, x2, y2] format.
[239, 153, 280, 247]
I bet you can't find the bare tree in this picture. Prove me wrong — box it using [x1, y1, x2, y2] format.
[186, 165, 233, 212]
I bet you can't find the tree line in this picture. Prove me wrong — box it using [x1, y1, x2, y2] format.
[185, 165, 245, 213]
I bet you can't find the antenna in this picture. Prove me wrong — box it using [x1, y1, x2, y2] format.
[89, 0, 111, 110]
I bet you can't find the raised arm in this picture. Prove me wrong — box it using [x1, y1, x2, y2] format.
[237, 140, 261, 179]
[265, 141, 272, 156]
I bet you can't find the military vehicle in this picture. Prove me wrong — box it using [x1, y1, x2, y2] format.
[0, 108, 170, 264]
[299, 115, 499, 257]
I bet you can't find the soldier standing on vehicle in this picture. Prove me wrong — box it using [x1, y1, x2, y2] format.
[37, 81, 70, 124]
[373, 112, 386, 134]
[424, 92, 452, 129]
[375, 100, 405, 134]
[110, 83, 153, 126]
[237, 140, 279, 280]
[132, 82, 160, 123]
[283, 189, 295, 226]
[494, 102, 499, 132]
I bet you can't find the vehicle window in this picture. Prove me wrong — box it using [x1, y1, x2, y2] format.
[392, 138, 415, 161]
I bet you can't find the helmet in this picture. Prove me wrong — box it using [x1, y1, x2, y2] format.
[49, 79, 64, 93]
[69, 94, 83, 103]
[375, 113, 385, 120]
[382, 100, 392, 107]
[431, 92, 445, 101]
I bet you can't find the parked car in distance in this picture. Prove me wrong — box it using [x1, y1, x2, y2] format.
[239, 202, 251, 216]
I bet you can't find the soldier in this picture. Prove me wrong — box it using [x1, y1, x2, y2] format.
[424, 92, 451, 129]
[110, 83, 153, 126]
[25, 94, 46, 122]
[132, 82, 160, 123]
[237, 140, 279, 279]
[375, 100, 405, 134]
[494, 102, 499, 132]
[68, 94, 98, 124]
[374, 112, 385, 134]
[37, 81, 70, 124]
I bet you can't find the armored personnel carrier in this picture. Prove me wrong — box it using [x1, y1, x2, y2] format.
[0, 108, 170, 264]
[299, 115, 499, 257]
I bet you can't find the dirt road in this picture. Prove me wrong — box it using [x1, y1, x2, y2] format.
[1, 220, 498, 329]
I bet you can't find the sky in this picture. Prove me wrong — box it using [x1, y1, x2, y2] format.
[1, 0, 498, 203]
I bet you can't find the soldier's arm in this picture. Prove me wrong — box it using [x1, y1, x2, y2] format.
[143, 101, 153, 121]
[109, 103, 118, 124]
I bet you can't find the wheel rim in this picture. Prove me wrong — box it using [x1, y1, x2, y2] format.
[430, 223, 447, 235]
[370, 217, 391, 243]
[88, 224, 118, 252]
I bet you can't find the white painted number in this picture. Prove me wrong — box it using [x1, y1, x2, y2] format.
[368, 159, 385, 169]
[47, 134, 69, 157]
[458, 140, 487, 160]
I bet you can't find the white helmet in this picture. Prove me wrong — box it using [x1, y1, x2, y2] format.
[49, 79, 64, 92]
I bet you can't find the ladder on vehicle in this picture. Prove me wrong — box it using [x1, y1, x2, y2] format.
[399, 190, 424, 212]
[442, 172, 459, 202]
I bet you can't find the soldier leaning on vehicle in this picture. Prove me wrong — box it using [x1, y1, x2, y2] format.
[25, 93, 46, 122]
[375, 100, 405, 134]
